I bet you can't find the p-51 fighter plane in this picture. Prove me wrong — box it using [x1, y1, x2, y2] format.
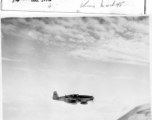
[53, 91, 94, 105]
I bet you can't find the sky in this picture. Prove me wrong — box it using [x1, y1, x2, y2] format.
[1, 17, 150, 120]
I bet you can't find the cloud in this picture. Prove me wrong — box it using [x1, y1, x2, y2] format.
[1, 17, 149, 66]
[13, 67, 35, 72]
[2, 57, 27, 62]
[68, 38, 149, 65]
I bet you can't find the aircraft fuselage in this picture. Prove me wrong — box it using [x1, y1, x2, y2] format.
[53, 92, 94, 105]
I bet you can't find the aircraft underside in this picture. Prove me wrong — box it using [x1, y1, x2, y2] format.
[80, 102, 88, 104]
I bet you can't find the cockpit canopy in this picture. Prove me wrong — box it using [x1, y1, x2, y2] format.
[73, 94, 79, 97]
[65, 94, 79, 98]
[70, 94, 79, 98]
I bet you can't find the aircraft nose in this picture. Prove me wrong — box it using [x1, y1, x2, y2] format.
[91, 96, 94, 100]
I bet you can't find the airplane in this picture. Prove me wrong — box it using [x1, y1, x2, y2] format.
[52, 91, 94, 105]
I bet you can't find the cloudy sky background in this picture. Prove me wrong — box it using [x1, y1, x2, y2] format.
[2, 17, 150, 120]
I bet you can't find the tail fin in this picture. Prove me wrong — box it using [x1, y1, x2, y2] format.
[53, 91, 59, 100]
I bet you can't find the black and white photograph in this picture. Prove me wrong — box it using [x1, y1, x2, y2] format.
[1, 16, 151, 120]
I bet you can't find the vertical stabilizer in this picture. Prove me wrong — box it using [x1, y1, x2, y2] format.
[53, 91, 59, 100]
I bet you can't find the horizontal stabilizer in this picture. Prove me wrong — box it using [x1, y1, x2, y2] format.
[53, 91, 59, 100]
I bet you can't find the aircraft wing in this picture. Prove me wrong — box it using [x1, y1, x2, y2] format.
[80, 98, 89, 102]
[67, 98, 78, 104]
[64, 95, 78, 103]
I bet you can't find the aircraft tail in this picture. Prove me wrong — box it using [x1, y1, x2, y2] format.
[53, 91, 59, 100]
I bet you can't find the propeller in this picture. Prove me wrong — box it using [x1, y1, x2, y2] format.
[91, 95, 95, 103]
